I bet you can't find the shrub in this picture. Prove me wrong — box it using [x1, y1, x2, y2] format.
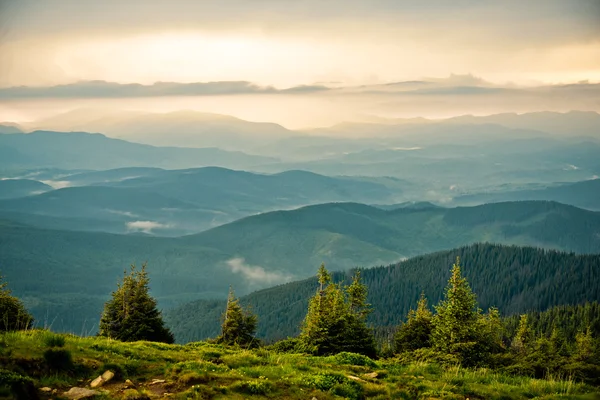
[268, 337, 301, 353]
[0, 276, 34, 332]
[122, 389, 151, 400]
[302, 372, 348, 391]
[221, 352, 263, 369]
[42, 331, 66, 348]
[230, 379, 274, 395]
[0, 369, 37, 400]
[331, 352, 378, 368]
[43, 348, 73, 371]
[178, 372, 210, 386]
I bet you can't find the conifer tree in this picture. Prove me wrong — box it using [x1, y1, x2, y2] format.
[347, 271, 371, 319]
[343, 271, 377, 357]
[431, 257, 484, 364]
[395, 292, 433, 352]
[300, 265, 376, 357]
[550, 327, 570, 357]
[479, 307, 505, 354]
[574, 327, 597, 363]
[512, 314, 533, 354]
[217, 287, 258, 347]
[99, 263, 174, 343]
[0, 274, 33, 331]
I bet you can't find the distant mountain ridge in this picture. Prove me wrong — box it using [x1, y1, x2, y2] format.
[0, 130, 277, 170]
[453, 178, 600, 211]
[0, 167, 404, 235]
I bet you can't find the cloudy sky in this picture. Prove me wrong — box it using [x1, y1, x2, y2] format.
[0, 0, 599, 127]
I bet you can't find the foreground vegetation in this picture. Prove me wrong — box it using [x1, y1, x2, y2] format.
[2, 330, 599, 400]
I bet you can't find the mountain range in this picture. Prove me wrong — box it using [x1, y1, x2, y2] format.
[0, 130, 276, 170]
[0, 167, 405, 235]
[2, 200, 600, 333]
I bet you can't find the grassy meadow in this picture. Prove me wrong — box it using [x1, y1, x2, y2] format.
[1, 330, 599, 400]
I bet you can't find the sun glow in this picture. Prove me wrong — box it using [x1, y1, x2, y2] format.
[53, 33, 323, 87]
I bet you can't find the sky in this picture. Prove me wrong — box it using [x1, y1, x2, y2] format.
[0, 0, 599, 128]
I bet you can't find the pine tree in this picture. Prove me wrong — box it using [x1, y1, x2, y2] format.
[431, 257, 484, 364]
[512, 314, 533, 354]
[343, 271, 377, 357]
[300, 265, 376, 357]
[395, 292, 433, 352]
[0, 274, 33, 331]
[217, 287, 258, 347]
[574, 327, 597, 363]
[99, 263, 174, 343]
[347, 270, 371, 319]
[479, 307, 505, 354]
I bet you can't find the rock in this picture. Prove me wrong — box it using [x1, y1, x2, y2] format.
[63, 387, 100, 400]
[40, 387, 53, 393]
[90, 370, 115, 388]
[124, 379, 135, 388]
[312, 397, 318, 400]
[90, 376, 105, 388]
[364, 372, 379, 379]
[346, 375, 366, 383]
[101, 370, 115, 383]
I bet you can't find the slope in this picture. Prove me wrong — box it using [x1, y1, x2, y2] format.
[165, 243, 600, 342]
[0, 130, 276, 170]
[1, 201, 600, 334]
[454, 179, 600, 211]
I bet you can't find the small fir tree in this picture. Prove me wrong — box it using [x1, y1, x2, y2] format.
[99, 263, 174, 343]
[431, 257, 485, 365]
[395, 292, 433, 352]
[0, 274, 34, 331]
[217, 287, 258, 347]
[300, 265, 376, 357]
[432, 257, 480, 349]
[512, 314, 533, 354]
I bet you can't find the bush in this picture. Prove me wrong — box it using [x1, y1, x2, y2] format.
[122, 389, 151, 400]
[0, 369, 36, 400]
[0, 280, 34, 333]
[268, 337, 301, 353]
[230, 379, 274, 395]
[302, 372, 348, 391]
[178, 372, 210, 386]
[41, 331, 65, 348]
[43, 348, 73, 371]
[331, 352, 378, 368]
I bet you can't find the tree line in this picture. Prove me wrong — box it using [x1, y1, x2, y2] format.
[2, 255, 599, 384]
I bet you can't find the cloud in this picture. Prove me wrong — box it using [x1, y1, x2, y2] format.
[2, 79, 598, 102]
[1, 0, 599, 89]
[126, 220, 170, 233]
[226, 258, 293, 285]
[0, 80, 330, 99]
[40, 180, 71, 189]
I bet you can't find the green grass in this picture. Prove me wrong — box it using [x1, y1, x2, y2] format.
[0, 330, 598, 400]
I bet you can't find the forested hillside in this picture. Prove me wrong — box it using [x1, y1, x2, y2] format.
[504, 302, 600, 341]
[3, 201, 600, 334]
[165, 243, 600, 343]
